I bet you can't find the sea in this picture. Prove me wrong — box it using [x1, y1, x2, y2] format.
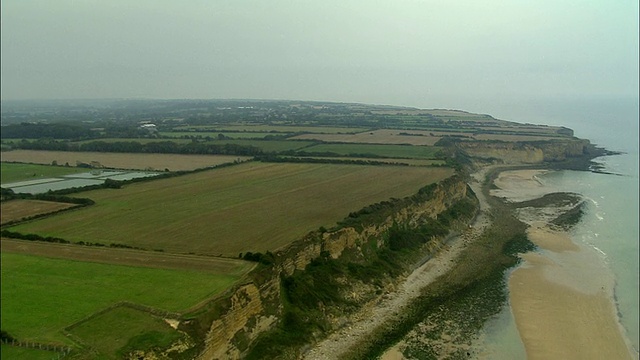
[467, 96, 639, 358]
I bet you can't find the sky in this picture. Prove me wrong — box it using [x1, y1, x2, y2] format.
[1, 0, 638, 112]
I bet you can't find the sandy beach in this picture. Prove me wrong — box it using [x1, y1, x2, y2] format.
[497, 170, 636, 360]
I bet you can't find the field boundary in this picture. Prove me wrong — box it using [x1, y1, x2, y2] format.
[0, 201, 85, 227]
[1, 339, 73, 359]
[64, 301, 181, 335]
[59, 301, 184, 354]
[0, 151, 252, 172]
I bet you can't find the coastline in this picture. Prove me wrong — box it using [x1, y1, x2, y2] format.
[495, 170, 636, 359]
[306, 165, 636, 360]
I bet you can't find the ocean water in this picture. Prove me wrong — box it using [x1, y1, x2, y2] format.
[474, 96, 639, 357]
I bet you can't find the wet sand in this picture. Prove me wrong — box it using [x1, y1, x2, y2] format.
[498, 170, 635, 359]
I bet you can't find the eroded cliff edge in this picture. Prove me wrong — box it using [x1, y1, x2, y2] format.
[179, 137, 609, 359]
[180, 176, 474, 359]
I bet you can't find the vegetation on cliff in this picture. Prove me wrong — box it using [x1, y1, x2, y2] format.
[242, 183, 479, 359]
[342, 197, 533, 359]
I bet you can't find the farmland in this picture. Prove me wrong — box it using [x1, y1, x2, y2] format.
[160, 131, 291, 139]
[0, 346, 59, 360]
[67, 138, 318, 153]
[0, 251, 250, 345]
[173, 124, 370, 134]
[209, 139, 316, 152]
[0, 150, 249, 171]
[0, 200, 78, 225]
[9, 162, 453, 256]
[303, 143, 443, 159]
[0, 99, 575, 358]
[0, 162, 90, 183]
[277, 156, 446, 166]
[0, 238, 253, 273]
[292, 128, 562, 145]
[291, 129, 441, 146]
[67, 306, 187, 359]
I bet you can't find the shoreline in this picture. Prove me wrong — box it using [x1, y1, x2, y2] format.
[304, 165, 636, 360]
[497, 169, 636, 359]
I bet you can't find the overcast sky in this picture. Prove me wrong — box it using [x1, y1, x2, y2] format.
[1, 0, 638, 111]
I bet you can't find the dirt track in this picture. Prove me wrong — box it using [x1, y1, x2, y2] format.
[0, 238, 254, 275]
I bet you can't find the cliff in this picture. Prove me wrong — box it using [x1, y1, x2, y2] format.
[193, 176, 472, 359]
[458, 138, 594, 164]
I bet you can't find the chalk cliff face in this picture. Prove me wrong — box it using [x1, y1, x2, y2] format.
[458, 139, 591, 164]
[201, 282, 279, 359]
[196, 176, 470, 359]
[537, 139, 591, 161]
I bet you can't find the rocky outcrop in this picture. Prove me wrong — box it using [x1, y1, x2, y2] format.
[194, 176, 471, 359]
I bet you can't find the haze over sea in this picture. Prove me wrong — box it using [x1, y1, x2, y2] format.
[469, 95, 639, 358]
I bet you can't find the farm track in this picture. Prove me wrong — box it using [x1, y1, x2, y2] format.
[0, 238, 254, 274]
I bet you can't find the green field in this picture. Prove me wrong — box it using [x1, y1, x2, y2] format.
[0, 345, 61, 360]
[279, 156, 446, 166]
[212, 139, 316, 152]
[160, 131, 293, 139]
[174, 124, 370, 134]
[71, 138, 193, 145]
[303, 143, 443, 159]
[0, 252, 245, 344]
[72, 138, 316, 153]
[68, 306, 185, 359]
[9, 162, 454, 256]
[0, 162, 89, 184]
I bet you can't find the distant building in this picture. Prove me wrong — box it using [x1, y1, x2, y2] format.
[140, 123, 157, 131]
[139, 123, 158, 136]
